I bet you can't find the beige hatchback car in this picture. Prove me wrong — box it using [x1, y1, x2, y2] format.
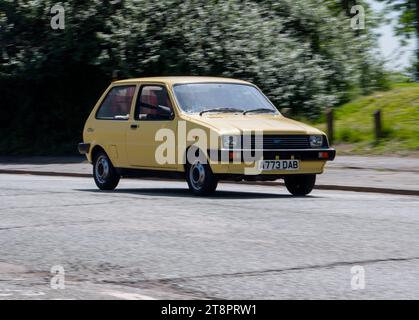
[79, 77, 335, 196]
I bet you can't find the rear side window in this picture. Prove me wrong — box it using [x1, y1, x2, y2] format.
[96, 85, 136, 120]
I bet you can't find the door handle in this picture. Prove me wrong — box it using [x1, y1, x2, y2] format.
[130, 124, 138, 129]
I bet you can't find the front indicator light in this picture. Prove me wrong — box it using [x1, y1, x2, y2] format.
[319, 152, 329, 159]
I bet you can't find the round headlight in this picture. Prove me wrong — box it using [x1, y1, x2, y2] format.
[309, 135, 323, 148]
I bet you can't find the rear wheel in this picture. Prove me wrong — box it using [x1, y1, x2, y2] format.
[93, 151, 120, 190]
[284, 174, 316, 196]
[186, 160, 218, 196]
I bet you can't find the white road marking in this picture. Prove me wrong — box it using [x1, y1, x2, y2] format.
[102, 291, 156, 300]
[21, 291, 46, 296]
[0, 289, 45, 297]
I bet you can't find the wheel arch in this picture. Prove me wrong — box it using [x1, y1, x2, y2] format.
[91, 145, 107, 162]
[183, 145, 210, 172]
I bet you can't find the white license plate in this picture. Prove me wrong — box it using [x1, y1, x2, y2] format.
[258, 160, 300, 171]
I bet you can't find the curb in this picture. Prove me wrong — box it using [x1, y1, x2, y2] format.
[0, 169, 418, 197]
[326, 165, 419, 174]
[0, 169, 91, 178]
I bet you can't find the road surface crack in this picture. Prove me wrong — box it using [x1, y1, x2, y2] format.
[136, 256, 419, 282]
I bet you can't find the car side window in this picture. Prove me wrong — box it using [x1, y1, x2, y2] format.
[135, 85, 174, 120]
[96, 85, 136, 120]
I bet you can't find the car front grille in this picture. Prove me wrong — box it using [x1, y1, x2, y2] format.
[242, 135, 312, 150]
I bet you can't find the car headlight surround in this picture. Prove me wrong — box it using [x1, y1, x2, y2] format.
[222, 135, 240, 149]
[309, 135, 323, 148]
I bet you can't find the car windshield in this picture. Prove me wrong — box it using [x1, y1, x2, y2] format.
[172, 83, 278, 114]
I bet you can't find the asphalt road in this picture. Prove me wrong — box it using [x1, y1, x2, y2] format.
[1, 173, 419, 300]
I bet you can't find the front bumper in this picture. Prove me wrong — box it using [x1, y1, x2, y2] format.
[260, 148, 336, 161]
[208, 148, 335, 175]
[209, 148, 336, 162]
[78, 143, 90, 155]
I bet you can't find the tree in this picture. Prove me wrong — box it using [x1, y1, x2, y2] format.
[377, 0, 419, 80]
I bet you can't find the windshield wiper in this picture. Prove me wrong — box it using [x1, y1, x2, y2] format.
[243, 108, 277, 115]
[199, 107, 244, 116]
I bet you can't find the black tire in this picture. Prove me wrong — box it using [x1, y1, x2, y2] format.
[284, 174, 316, 196]
[93, 151, 120, 190]
[186, 160, 218, 196]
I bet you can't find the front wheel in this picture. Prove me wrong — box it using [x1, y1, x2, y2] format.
[284, 174, 316, 196]
[186, 161, 218, 196]
[93, 151, 120, 190]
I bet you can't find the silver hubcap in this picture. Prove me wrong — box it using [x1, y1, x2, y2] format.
[189, 162, 206, 190]
[95, 155, 109, 184]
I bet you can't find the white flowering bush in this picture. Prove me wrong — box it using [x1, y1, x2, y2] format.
[96, 0, 385, 116]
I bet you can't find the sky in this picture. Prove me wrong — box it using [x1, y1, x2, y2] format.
[368, 0, 416, 71]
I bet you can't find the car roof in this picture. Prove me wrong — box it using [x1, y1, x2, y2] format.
[113, 76, 252, 86]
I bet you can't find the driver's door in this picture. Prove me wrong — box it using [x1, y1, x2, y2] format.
[126, 84, 177, 169]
